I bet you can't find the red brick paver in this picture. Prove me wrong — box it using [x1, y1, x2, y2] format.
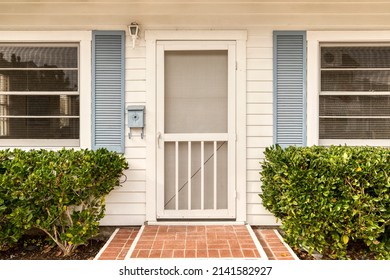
[96, 227, 139, 260]
[129, 225, 262, 259]
[252, 228, 297, 260]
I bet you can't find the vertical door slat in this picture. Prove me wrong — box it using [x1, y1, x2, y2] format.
[201, 141, 204, 210]
[213, 141, 217, 210]
[188, 141, 192, 210]
[175, 141, 179, 210]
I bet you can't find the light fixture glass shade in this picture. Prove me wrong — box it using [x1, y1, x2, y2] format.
[128, 22, 140, 48]
[129, 25, 139, 36]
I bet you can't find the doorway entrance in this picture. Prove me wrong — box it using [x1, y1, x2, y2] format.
[156, 41, 237, 219]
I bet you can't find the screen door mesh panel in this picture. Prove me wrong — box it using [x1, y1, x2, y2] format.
[164, 50, 228, 133]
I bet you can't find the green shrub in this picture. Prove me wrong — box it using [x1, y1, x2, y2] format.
[0, 148, 128, 255]
[0, 149, 27, 249]
[260, 145, 390, 259]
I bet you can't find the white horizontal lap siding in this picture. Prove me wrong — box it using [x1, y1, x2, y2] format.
[102, 179, 146, 226]
[100, 32, 147, 226]
[245, 31, 276, 225]
[121, 36, 147, 225]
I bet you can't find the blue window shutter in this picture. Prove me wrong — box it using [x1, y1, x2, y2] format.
[92, 31, 125, 153]
[273, 31, 306, 147]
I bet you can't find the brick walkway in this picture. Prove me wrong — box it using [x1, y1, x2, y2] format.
[252, 227, 298, 260]
[129, 225, 264, 259]
[95, 225, 298, 260]
[94, 228, 140, 260]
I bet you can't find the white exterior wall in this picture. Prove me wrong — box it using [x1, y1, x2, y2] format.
[100, 38, 148, 225]
[1, 0, 390, 225]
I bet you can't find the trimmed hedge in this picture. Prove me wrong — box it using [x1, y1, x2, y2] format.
[0, 148, 128, 255]
[260, 145, 390, 259]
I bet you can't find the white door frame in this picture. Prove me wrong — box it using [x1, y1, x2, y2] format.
[156, 41, 236, 219]
[145, 30, 247, 222]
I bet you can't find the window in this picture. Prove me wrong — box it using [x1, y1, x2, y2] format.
[307, 31, 390, 146]
[319, 45, 390, 142]
[0, 44, 80, 146]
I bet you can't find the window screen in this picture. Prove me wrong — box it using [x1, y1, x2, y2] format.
[0, 44, 79, 141]
[320, 45, 390, 140]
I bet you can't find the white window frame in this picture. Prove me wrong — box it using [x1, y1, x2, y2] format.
[0, 31, 91, 149]
[307, 31, 390, 146]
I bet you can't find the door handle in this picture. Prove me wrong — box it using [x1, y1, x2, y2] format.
[157, 132, 162, 149]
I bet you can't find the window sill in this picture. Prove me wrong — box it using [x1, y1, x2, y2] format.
[319, 139, 390, 147]
[0, 139, 79, 148]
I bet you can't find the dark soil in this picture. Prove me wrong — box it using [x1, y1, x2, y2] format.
[0, 227, 116, 260]
[292, 244, 376, 260]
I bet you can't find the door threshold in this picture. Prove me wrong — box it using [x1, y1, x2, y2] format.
[146, 220, 245, 226]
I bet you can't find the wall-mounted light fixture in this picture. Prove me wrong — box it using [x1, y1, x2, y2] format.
[128, 22, 140, 49]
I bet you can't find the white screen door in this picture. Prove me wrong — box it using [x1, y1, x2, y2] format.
[156, 41, 236, 219]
